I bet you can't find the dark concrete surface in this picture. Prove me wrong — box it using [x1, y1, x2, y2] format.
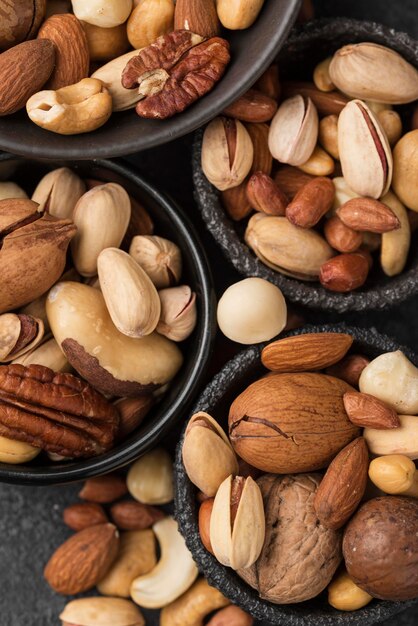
[1, 1, 418, 624]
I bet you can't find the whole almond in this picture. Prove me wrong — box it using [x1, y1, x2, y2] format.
[283, 81, 349, 115]
[326, 354, 370, 387]
[337, 198, 400, 233]
[343, 391, 401, 429]
[319, 252, 370, 292]
[110, 500, 165, 530]
[44, 523, 119, 595]
[221, 185, 252, 221]
[223, 89, 278, 123]
[286, 176, 335, 228]
[174, 0, 220, 38]
[0, 39, 55, 115]
[314, 437, 369, 529]
[207, 606, 254, 626]
[198, 498, 214, 554]
[63, 502, 108, 531]
[115, 395, 154, 440]
[38, 14, 89, 89]
[79, 474, 128, 503]
[324, 216, 363, 253]
[255, 64, 280, 100]
[274, 166, 315, 200]
[261, 332, 353, 372]
[246, 171, 287, 216]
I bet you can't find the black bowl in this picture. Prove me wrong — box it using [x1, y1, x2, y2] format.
[0, 153, 216, 485]
[0, 0, 301, 160]
[175, 324, 418, 625]
[193, 18, 418, 313]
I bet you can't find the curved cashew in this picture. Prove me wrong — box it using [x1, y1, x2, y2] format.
[130, 516, 198, 609]
[160, 578, 229, 626]
[26, 78, 112, 135]
[364, 415, 418, 459]
[369, 454, 418, 497]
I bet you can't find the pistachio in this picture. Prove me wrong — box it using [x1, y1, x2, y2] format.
[245, 213, 333, 280]
[60, 597, 144, 626]
[0, 182, 27, 201]
[32, 167, 86, 219]
[127, 448, 173, 504]
[338, 99, 393, 199]
[157, 285, 197, 342]
[268, 95, 318, 166]
[12, 337, 72, 372]
[329, 42, 418, 104]
[0, 435, 40, 464]
[98, 248, 161, 338]
[182, 412, 239, 497]
[129, 236, 182, 288]
[380, 191, 410, 276]
[0, 313, 44, 362]
[201, 117, 254, 191]
[71, 183, 131, 277]
[46, 282, 183, 396]
[210, 475, 265, 570]
[392, 130, 418, 211]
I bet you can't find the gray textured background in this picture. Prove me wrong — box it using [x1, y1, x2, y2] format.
[1, 1, 418, 624]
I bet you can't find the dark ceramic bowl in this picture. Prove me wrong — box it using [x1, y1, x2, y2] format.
[0, 0, 301, 160]
[0, 153, 215, 485]
[193, 18, 418, 313]
[175, 324, 418, 625]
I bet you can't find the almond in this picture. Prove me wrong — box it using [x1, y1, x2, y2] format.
[79, 474, 128, 503]
[319, 252, 370, 292]
[223, 88, 278, 123]
[343, 391, 401, 429]
[274, 166, 315, 200]
[198, 498, 214, 554]
[337, 197, 400, 233]
[115, 395, 154, 440]
[110, 500, 165, 530]
[246, 171, 287, 216]
[38, 13, 89, 89]
[44, 523, 119, 594]
[314, 437, 369, 529]
[63, 502, 108, 531]
[283, 81, 350, 116]
[261, 332, 353, 372]
[326, 354, 370, 387]
[255, 64, 280, 100]
[0, 39, 55, 115]
[221, 184, 252, 221]
[286, 176, 335, 228]
[174, 0, 220, 38]
[324, 216, 363, 253]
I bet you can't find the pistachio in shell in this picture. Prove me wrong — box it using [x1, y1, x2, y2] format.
[268, 95, 318, 166]
[46, 281, 183, 396]
[32, 167, 85, 219]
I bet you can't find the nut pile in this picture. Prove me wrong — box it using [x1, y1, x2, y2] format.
[201, 42, 418, 292]
[0, 166, 197, 465]
[182, 332, 418, 609]
[43, 450, 253, 626]
[0, 0, 268, 134]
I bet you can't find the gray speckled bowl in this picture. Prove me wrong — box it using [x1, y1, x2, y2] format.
[192, 18, 418, 313]
[175, 324, 418, 625]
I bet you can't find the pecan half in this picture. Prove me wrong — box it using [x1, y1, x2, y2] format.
[122, 29, 230, 119]
[0, 364, 119, 458]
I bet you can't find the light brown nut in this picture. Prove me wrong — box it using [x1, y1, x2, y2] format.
[110, 500, 164, 530]
[12, 337, 72, 373]
[326, 354, 370, 387]
[72, 0, 132, 28]
[198, 499, 214, 554]
[223, 89, 277, 123]
[377, 109, 402, 147]
[92, 50, 145, 112]
[37, 14, 89, 89]
[274, 166, 315, 200]
[0, 435, 40, 464]
[129, 235, 182, 289]
[127, 448, 174, 505]
[261, 332, 353, 373]
[60, 597, 144, 626]
[319, 114, 339, 159]
[282, 81, 349, 116]
[246, 172, 287, 216]
[127, 0, 174, 50]
[328, 570, 373, 611]
[268, 95, 318, 166]
[254, 64, 280, 100]
[82, 21, 129, 62]
[286, 176, 335, 228]
[160, 578, 229, 626]
[175, 0, 220, 38]
[207, 606, 254, 626]
[324, 216, 363, 253]
[79, 474, 128, 504]
[364, 415, 418, 459]
[0, 313, 44, 363]
[313, 57, 334, 92]
[380, 190, 410, 276]
[114, 396, 154, 440]
[298, 145, 334, 176]
[392, 130, 418, 211]
[314, 437, 369, 529]
[63, 502, 108, 531]
[368, 455, 418, 498]
[319, 251, 370, 292]
[32, 167, 86, 219]
[0, 39, 55, 115]
[337, 197, 400, 233]
[216, 0, 265, 30]
[44, 523, 119, 595]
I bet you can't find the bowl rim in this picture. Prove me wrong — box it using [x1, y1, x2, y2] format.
[192, 17, 418, 313]
[0, 0, 301, 160]
[0, 154, 216, 485]
[174, 323, 418, 625]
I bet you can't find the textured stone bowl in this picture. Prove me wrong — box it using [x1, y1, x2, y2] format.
[192, 18, 418, 313]
[175, 324, 418, 625]
[0, 154, 215, 485]
[0, 0, 301, 160]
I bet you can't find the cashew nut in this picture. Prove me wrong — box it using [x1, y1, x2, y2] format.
[364, 415, 418, 459]
[0, 182, 27, 201]
[369, 454, 418, 497]
[160, 578, 229, 626]
[26, 78, 112, 135]
[380, 191, 411, 276]
[328, 570, 372, 611]
[130, 516, 198, 608]
[0, 435, 40, 464]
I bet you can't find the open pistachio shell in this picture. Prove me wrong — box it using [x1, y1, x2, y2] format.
[268, 95, 318, 166]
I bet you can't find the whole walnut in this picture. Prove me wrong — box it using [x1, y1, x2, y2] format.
[343, 496, 418, 601]
[238, 473, 342, 604]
